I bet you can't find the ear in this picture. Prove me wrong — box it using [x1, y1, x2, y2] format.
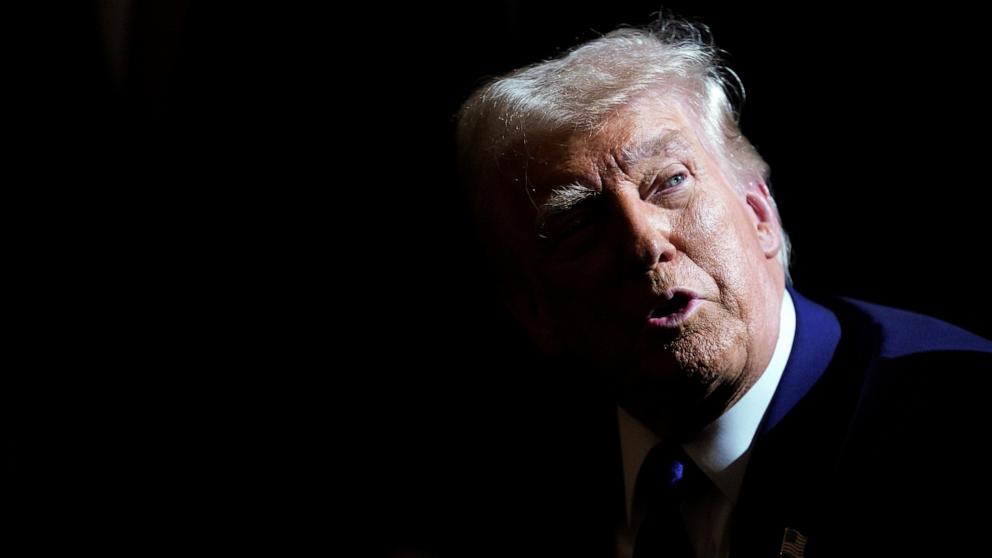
[505, 283, 561, 356]
[744, 179, 782, 260]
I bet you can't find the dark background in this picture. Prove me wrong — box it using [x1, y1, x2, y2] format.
[11, 1, 990, 554]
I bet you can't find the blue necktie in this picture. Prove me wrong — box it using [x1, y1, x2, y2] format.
[632, 441, 696, 558]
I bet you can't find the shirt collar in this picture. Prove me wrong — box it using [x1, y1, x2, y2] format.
[619, 290, 797, 519]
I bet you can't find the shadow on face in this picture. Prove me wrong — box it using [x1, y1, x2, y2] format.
[497, 94, 786, 426]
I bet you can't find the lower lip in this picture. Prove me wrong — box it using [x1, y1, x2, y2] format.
[646, 298, 703, 329]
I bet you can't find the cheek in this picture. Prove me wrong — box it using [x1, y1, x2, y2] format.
[539, 235, 620, 299]
[681, 191, 724, 242]
[676, 193, 757, 298]
[677, 191, 732, 261]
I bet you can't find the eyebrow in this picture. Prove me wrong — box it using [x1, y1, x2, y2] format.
[618, 130, 692, 167]
[536, 131, 691, 221]
[538, 182, 602, 221]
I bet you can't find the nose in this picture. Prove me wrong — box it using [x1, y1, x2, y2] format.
[614, 194, 676, 275]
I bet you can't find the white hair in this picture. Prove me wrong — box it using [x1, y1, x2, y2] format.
[457, 19, 791, 282]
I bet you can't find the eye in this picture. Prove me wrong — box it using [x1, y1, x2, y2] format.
[646, 166, 692, 201]
[538, 202, 604, 258]
[542, 211, 594, 241]
[664, 172, 688, 189]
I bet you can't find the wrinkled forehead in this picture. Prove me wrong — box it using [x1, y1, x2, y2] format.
[500, 95, 704, 193]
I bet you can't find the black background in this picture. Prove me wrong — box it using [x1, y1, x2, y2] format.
[11, 2, 990, 554]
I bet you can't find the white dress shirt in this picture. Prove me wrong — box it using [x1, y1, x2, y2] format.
[617, 290, 797, 558]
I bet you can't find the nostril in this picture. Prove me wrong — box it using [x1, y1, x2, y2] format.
[656, 240, 676, 262]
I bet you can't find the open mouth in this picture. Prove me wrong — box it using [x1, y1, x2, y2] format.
[647, 289, 702, 328]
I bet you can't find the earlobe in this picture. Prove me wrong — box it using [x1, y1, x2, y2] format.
[745, 182, 782, 260]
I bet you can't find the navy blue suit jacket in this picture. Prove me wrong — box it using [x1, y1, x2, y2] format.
[731, 288, 992, 556]
[403, 290, 991, 557]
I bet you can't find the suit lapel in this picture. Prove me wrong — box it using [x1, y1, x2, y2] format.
[759, 288, 843, 438]
[731, 289, 874, 556]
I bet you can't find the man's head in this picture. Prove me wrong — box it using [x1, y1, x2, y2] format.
[457, 21, 789, 431]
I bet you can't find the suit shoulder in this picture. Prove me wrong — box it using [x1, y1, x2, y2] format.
[829, 296, 992, 358]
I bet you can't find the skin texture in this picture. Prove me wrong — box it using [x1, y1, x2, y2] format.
[502, 93, 786, 438]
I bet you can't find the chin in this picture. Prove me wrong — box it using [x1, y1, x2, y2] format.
[630, 319, 749, 394]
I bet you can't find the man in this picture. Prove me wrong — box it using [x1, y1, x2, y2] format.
[452, 18, 991, 558]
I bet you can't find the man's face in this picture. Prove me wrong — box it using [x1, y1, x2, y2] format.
[506, 94, 785, 417]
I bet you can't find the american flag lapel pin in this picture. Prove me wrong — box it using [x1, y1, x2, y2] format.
[779, 527, 808, 558]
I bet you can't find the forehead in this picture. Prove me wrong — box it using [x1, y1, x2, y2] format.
[521, 95, 701, 186]
[535, 95, 698, 164]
